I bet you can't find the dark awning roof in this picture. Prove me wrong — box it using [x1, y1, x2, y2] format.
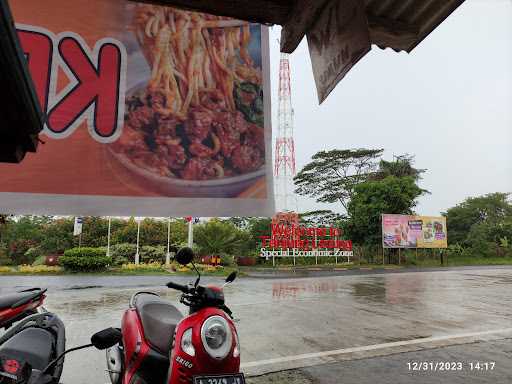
[0, 0, 44, 163]
[139, 0, 465, 53]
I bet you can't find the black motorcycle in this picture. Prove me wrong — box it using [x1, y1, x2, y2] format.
[0, 313, 120, 384]
[0, 311, 65, 384]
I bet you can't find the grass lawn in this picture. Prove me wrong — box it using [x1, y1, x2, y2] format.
[0, 265, 240, 277]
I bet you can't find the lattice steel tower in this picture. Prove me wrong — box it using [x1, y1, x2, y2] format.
[274, 53, 298, 212]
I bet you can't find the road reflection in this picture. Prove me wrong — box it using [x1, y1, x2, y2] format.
[272, 281, 339, 298]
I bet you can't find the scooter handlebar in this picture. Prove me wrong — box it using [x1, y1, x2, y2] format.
[166, 281, 190, 293]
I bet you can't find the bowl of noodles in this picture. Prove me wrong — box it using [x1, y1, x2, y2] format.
[107, 4, 267, 198]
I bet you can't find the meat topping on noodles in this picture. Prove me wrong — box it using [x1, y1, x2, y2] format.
[114, 5, 265, 180]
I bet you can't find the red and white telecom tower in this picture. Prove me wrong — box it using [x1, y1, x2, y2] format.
[274, 53, 298, 212]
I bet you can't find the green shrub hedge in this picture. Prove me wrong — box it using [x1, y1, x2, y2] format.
[140, 245, 166, 263]
[32, 255, 46, 266]
[110, 243, 136, 264]
[60, 247, 111, 272]
[109, 244, 168, 264]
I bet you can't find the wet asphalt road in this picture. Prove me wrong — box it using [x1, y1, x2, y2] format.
[1, 267, 512, 383]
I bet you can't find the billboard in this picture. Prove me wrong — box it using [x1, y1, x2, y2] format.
[382, 214, 448, 249]
[0, 0, 273, 217]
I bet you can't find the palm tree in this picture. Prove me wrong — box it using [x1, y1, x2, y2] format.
[194, 219, 244, 255]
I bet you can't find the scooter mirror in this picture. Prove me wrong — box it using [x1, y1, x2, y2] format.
[175, 247, 194, 265]
[225, 271, 237, 283]
[91, 327, 122, 350]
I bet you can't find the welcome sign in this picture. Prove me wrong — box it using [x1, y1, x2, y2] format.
[259, 222, 353, 259]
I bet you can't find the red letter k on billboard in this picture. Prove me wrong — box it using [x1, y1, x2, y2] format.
[47, 35, 125, 140]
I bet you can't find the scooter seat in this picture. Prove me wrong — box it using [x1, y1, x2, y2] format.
[0, 288, 45, 310]
[0, 327, 54, 370]
[134, 293, 183, 355]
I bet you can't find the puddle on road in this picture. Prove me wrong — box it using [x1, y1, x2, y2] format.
[48, 291, 133, 316]
[47, 288, 183, 318]
[272, 281, 341, 299]
[351, 275, 428, 305]
[271, 274, 427, 306]
[63, 285, 104, 290]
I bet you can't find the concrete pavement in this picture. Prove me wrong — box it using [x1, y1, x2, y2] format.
[248, 338, 512, 384]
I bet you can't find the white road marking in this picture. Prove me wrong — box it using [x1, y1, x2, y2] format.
[241, 328, 512, 369]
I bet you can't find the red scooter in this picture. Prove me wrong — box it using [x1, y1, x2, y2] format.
[0, 288, 47, 330]
[106, 248, 244, 384]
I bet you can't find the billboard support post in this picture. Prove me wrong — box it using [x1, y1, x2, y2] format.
[314, 233, 318, 265]
[335, 235, 338, 264]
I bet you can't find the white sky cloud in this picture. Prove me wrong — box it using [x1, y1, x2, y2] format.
[269, 0, 512, 216]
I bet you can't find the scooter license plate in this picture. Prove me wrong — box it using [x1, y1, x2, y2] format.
[193, 373, 245, 384]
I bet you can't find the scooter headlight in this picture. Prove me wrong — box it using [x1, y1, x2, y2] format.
[200, 316, 232, 359]
[181, 328, 195, 356]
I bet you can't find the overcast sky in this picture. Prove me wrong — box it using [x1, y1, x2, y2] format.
[268, 0, 512, 216]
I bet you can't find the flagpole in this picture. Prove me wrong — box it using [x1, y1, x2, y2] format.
[107, 217, 111, 257]
[135, 219, 141, 265]
[166, 217, 171, 266]
[188, 219, 193, 248]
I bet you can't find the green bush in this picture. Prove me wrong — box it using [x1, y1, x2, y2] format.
[112, 256, 129, 266]
[32, 255, 46, 266]
[0, 243, 12, 266]
[446, 243, 464, 256]
[140, 245, 166, 263]
[110, 243, 137, 263]
[24, 247, 43, 265]
[220, 253, 235, 267]
[60, 247, 112, 272]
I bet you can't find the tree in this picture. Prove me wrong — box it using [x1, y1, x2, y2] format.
[444, 193, 512, 248]
[0, 214, 13, 244]
[294, 149, 384, 212]
[299, 210, 344, 227]
[194, 219, 245, 255]
[344, 176, 425, 245]
[111, 218, 187, 248]
[112, 217, 139, 245]
[80, 217, 110, 248]
[40, 217, 74, 254]
[371, 154, 426, 182]
[222, 217, 249, 229]
[139, 218, 166, 246]
[2, 216, 50, 264]
[246, 217, 272, 252]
